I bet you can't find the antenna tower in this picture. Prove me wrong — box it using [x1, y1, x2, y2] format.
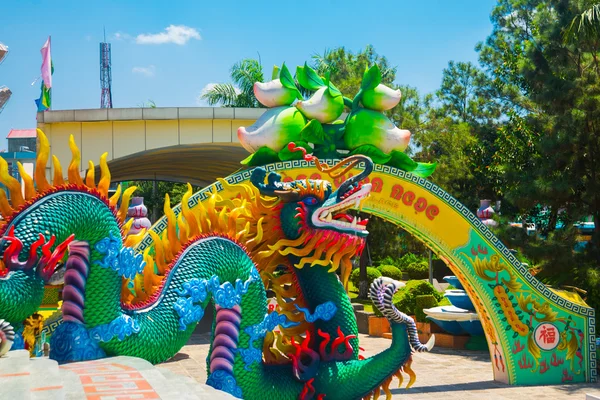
[100, 28, 113, 108]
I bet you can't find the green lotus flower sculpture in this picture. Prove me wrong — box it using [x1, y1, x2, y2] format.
[238, 62, 436, 178]
[344, 109, 411, 153]
[361, 84, 402, 111]
[237, 106, 307, 153]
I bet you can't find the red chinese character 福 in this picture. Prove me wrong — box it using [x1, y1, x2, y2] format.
[539, 325, 556, 344]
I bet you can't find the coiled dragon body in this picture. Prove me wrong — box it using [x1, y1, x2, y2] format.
[0, 132, 433, 399]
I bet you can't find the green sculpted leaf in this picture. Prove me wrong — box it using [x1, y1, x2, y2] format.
[279, 141, 313, 161]
[313, 144, 340, 159]
[361, 64, 382, 91]
[350, 144, 392, 164]
[412, 162, 438, 178]
[280, 63, 296, 90]
[323, 120, 345, 141]
[323, 71, 342, 98]
[324, 70, 331, 87]
[328, 82, 342, 97]
[240, 146, 280, 166]
[279, 63, 302, 100]
[297, 63, 325, 90]
[300, 119, 327, 145]
[387, 150, 418, 171]
[272, 65, 280, 80]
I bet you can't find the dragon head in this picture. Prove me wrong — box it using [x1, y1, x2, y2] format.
[250, 145, 373, 257]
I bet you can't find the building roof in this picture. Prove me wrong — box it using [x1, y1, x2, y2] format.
[7, 129, 36, 139]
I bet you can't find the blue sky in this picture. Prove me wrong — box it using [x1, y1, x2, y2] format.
[0, 0, 497, 148]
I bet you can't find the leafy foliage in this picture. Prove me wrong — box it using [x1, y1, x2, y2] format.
[366, 217, 428, 264]
[392, 280, 444, 316]
[377, 265, 403, 281]
[129, 181, 201, 222]
[415, 295, 438, 323]
[350, 267, 382, 289]
[471, 0, 600, 307]
[201, 59, 265, 108]
[311, 45, 397, 97]
[404, 260, 429, 280]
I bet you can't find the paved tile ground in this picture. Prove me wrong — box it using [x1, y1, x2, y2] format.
[160, 333, 600, 399]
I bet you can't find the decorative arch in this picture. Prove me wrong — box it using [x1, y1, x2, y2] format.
[136, 160, 596, 386]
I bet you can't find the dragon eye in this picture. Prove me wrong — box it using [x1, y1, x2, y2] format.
[302, 197, 318, 206]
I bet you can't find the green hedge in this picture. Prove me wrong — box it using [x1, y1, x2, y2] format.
[350, 267, 382, 289]
[415, 295, 438, 322]
[377, 265, 403, 281]
[371, 279, 445, 318]
[397, 253, 421, 269]
[393, 280, 443, 315]
[404, 260, 429, 279]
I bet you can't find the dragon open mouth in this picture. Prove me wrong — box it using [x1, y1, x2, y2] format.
[311, 183, 372, 237]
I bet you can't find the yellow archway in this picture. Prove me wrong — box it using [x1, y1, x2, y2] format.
[136, 160, 596, 386]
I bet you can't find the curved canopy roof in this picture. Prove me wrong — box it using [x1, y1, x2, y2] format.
[92, 142, 249, 187]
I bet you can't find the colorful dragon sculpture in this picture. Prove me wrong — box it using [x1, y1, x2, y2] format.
[0, 131, 433, 399]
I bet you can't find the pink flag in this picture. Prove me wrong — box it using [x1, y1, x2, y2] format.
[40, 36, 52, 89]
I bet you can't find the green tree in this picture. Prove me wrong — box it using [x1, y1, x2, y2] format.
[311, 45, 397, 96]
[437, 61, 501, 125]
[130, 181, 200, 222]
[564, 3, 600, 42]
[478, 0, 600, 238]
[415, 120, 480, 208]
[390, 85, 429, 141]
[407, 60, 504, 208]
[475, 0, 600, 311]
[201, 59, 265, 107]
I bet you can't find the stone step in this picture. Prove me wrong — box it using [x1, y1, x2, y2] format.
[0, 349, 31, 373]
[355, 310, 373, 334]
[157, 367, 235, 399]
[59, 368, 84, 400]
[0, 350, 33, 400]
[1, 352, 238, 400]
[0, 351, 66, 400]
[56, 355, 235, 399]
[29, 357, 64, 399]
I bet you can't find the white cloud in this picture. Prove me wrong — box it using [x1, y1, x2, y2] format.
[112, 32, 132, 41]
[84, 35, 92, 42]
[197, 83, 217, 105]
[132, 65, 156, 77]
[200, 83, 217, 95]
[135, 25, 201, 45]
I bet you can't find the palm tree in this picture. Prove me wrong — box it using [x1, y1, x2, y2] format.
[201, 58, 265, 108]
[564, 3, 600, 42]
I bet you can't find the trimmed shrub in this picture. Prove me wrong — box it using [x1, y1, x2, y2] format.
[438, 297, 452, 307]
[377, 265, 403, 281]
[393, 280, 443, 315]
[350, 267, 382, 290]
[404, 260, 429, 279]
[397, 253, 420, 270]
[415, 295, 438, 322]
